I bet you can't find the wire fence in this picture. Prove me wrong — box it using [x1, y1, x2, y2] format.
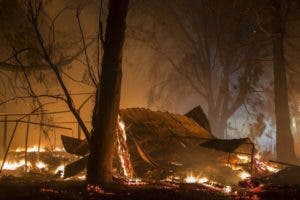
[0, 109, 92, 174]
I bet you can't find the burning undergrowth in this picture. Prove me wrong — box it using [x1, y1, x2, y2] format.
[0, 146, 83, 180]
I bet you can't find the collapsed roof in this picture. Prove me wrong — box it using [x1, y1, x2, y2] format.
[62, 106, 254, 179]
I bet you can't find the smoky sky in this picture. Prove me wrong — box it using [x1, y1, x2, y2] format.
[0, 0, 299, 157]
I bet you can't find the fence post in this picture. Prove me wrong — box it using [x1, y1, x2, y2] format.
[3, 115, 7, 157]
[25, 116, 30, 172]
[38, 124, 42, 162]
[0, 122, 19, 174]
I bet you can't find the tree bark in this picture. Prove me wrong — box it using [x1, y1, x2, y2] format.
[271, 0, 296, 163]
[87, 0, 129, 185]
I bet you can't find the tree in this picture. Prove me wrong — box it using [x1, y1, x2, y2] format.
[87, 0, 129, 185]
[129, 0, 268, 138]
[271, 0, 297, 163]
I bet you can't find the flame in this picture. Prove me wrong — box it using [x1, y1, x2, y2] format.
[223, 185, 232, 193]
[14, 146, 46, 153]
[116, 116, 134, 179]
[184, 175, 198, 183]
[184, 174, 208, 184]
[53, 147, 65, 152]
[28, 146, 46, 152]
[239, 171, 251, 180]
[225, 164, 242, 171]
[3, 160, 49, 171]
[35, 161, 47, 170]
[2, 159, 27, 170]
[184, 173, 232, 194]
[237, 154, 250, 163]
[254, 153, 280, 173]
[55, 165, 65, 178]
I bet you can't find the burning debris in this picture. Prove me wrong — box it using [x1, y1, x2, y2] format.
[0, 106, 296, 200]
[48, 107, 288, 195]
[0, 145, 78, 180]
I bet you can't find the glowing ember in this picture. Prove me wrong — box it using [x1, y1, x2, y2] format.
[254, 153, 280, 173]
[163, 175, 181, 183]
[35, 161, 48, 170]
[77, 175, 86, 180]
[87, 184, 105, 194]
[239, 171, 251, 180]
[126, 178, 147, 185]
[237, 154, 250, 163]
[116, 116, 134, 179]
[55, 165, 65, 178]
[225, 164, 242, 171]
[223, 185, 232, 193]
[184, 175, 209, 184]
[184, 173, 233, 194]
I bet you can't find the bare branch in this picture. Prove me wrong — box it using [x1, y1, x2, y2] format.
[76, 7, 98, 86]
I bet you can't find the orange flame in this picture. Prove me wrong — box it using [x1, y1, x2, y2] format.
[116, 116, 134, 179]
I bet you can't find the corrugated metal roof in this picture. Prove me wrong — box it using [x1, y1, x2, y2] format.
[119, 108, 214, 140]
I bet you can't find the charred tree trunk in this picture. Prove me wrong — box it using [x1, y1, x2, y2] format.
[87, 0, 129, 185]
[271, 0, 296, 163]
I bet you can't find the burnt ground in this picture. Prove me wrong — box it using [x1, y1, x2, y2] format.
[0, 176, 300, 200]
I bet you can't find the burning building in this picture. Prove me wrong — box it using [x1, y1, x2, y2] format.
[60, 106, 263, 186]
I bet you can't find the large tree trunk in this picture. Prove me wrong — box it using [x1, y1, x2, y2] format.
[87, 0, 129, 185]
[208, 111, 227, 139]
[272, 0, 296, 163]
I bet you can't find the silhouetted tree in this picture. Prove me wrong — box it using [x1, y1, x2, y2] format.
[271, 0, 296, 163]
[129, 0, 268, 138]
[87, 0, 129, 185]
